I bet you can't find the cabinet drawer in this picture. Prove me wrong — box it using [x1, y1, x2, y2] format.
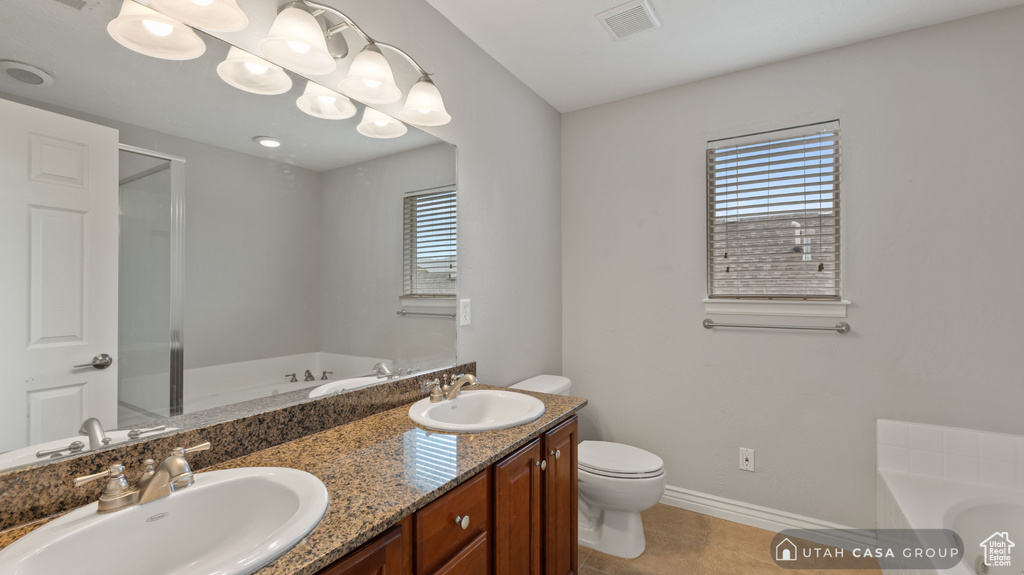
[416, 468, 491, 575]
[433, 533, 488, 575]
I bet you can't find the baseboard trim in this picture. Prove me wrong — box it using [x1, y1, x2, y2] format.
[660, 484, 877, 548]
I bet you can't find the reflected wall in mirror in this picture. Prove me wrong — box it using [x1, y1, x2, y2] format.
[0, 0, 457, 468]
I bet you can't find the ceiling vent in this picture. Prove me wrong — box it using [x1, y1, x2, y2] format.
[596, 0, 662, 41]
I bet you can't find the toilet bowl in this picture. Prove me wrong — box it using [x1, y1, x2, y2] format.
[510, 375, 666, 559]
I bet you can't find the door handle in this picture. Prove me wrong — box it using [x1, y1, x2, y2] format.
[74, 354, 113, 370]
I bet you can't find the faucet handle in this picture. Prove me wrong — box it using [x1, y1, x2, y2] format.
[321, 371, 333, 380]
[73, 463, 126, 488]
[172, 441, 211, 457]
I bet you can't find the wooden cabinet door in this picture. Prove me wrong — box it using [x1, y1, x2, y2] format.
[317, 524, 405, 575]
[494, 439, 543, 575]
[543, 417, 578, 575]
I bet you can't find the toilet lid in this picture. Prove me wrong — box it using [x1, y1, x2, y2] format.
[510, 375, 571, 395]
[577, 441, 664, 477]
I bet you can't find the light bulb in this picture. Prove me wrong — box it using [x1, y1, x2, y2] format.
[107, 0, 205, 60]
[296, 80, 356, 120]
[243, 61, 268, 75]
[148, 0, 248, 32]
[357, 107, 406, 139]
[217, 46, 292, 95]
[142, 19, 174, 36]
[258, 5, 335, 75]
[340, 43, 401, 105]
[398, 76, 452, 126]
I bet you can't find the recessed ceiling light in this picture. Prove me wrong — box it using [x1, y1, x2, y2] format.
[0, 61, 54, 87]
[254, 136, 282, 148]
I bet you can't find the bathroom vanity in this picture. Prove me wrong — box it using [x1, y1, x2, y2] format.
[0, 380, 585, 575]
[316, 415, 578, 575]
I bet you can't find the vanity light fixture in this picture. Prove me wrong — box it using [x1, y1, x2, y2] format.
[258, 2, 336, 76]
[107, 0, 206, 60]
[296, 81, 356, 120]
[147, 0, 249, 32]
[356, 107, 407, 139]
[298, 0, 452, 126]
[254, 136, 282, 148]
[216, 47, 293, 95]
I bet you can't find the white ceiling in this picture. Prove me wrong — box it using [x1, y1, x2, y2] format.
[425, 0, 1024, 113]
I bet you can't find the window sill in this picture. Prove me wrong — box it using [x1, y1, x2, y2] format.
[703, 298, 850, 318]
[399, 295, 456, 311]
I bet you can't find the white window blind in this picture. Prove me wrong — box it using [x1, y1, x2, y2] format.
[403, 188, 456, 296]
[707, 121, 840, 300]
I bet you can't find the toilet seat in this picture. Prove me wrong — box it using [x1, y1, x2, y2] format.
[578, 441, 665, 479]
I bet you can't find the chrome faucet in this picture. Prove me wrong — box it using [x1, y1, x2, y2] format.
[441, 374, 478, 400]
[285, 373, 298, 383]
[303, 370, 316, 382]
[72, 441, 211, 513]
[372, 362, 392, 378]
[137, 442, 211, 504]
[78, 417, 111, 450]
[321, 370, 333, 380]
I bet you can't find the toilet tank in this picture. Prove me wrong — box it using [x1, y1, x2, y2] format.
[510, 375, 572, 395]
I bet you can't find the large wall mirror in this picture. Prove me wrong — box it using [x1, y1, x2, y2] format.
[0, 0, 457, 471]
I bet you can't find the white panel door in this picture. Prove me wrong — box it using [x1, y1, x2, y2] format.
[0, 98, 119, 453]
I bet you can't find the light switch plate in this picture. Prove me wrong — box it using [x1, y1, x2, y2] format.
[459, 299, 471, 326]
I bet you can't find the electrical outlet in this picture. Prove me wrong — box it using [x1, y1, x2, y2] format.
[739, 448, 755, 472]
[459, 299, 471, 326]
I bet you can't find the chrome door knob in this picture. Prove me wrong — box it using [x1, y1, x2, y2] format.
[550, 449, 561, 460]
[455, 515, 470, 530]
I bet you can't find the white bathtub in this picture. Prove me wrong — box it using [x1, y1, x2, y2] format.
[881, 470, 1024, 575]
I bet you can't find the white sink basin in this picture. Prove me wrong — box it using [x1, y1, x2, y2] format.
[0, 427, 179, 471]
[0, 467, 328, 575]
[408, 390, 546, 433]
[308, 375, 380, 398]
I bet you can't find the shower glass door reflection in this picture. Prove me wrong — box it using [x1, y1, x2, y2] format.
[117, 148, 183, 427]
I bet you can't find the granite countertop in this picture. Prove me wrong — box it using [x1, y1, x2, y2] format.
[223, 386, 586, 575]
[0, 386, 586, 574]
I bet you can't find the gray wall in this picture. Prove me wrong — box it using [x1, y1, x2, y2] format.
[117, 125, 324, 370]
[349, 0, 564, 385]
[320, 143, 457, 370]
[561, 6, 1024, 527]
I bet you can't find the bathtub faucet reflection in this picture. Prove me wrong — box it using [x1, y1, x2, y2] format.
[303, 370, 316, 382]
[373, 363, 392, 378]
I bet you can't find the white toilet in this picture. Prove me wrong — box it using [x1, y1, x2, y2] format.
[510, 375, 667, 560]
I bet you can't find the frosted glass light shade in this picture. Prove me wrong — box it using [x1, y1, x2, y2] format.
[398, 76, 451, 126]
[148, 0, 249, 32]
[340, 43, 401, 105]
[356, 108, 407, 139]
[296, 81, 356, 120]
[258, 5, 335, 76]
[107, 0, 205, 60]
[217, 47, 293, 95]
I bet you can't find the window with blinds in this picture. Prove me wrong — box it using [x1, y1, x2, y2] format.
[707, 121, 840, 300]
[403, 188, 457, 296]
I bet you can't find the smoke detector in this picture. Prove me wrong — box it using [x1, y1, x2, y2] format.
[0, 61, 54, 87]
[596, 0, 662, 41]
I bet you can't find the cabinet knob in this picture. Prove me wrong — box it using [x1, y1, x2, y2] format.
[455, 515, 470, 530]
[550, 449, 561, 460]
[540, 460, 547, 471]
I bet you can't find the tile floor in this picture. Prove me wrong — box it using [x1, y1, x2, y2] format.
[577, 504, 882, 575]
